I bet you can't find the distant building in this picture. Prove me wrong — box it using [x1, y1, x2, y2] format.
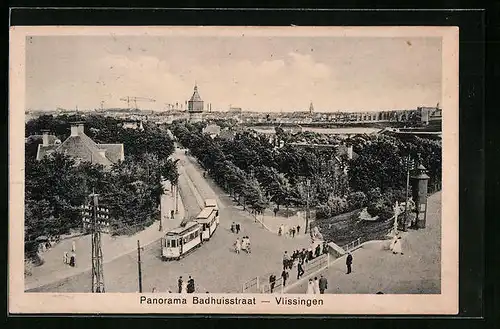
[121, 120, 144, 130]
[187, 84, 204, 123]
[309, 102, 314, 114]
[202, 123, 222, 138]
[36, 122, 125, 169]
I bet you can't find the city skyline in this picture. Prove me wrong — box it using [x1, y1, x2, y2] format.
[26, 35, 442, 113]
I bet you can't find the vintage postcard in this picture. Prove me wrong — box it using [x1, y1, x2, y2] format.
[9, 26, 458, 314]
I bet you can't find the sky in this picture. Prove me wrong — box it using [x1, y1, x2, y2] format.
[25, 35, 442, 112]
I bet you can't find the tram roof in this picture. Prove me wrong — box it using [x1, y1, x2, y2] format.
[166, 221, 200, 235]
[196, 207, 216, 220]
[204, 199, 217, 207]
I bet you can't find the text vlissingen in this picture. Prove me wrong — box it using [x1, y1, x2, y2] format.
[140, 296, 324, 307]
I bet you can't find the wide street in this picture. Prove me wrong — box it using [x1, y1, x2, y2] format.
[29, 146, 310, 293]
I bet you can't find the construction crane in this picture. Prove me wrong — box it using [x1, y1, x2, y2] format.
[120, 96, 156, 110]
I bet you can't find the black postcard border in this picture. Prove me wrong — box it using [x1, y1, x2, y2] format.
[6, 6, 488, 325]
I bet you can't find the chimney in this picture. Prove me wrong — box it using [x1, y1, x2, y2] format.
[70, 122, 80, 136]
[347, 145, 353, 160]
[77, 123, 85, 134]
[41, 129, 50, 146]
[70, 122, 85, 136]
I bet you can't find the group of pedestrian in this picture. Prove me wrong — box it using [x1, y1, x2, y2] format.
[277, 224, 301, 238]
[234, 236, 251, 254]
[306, 275, 329, 294]
[230, 222, 241, 234]
[63, 241, 77, 267]
[177, 275, 196, 293]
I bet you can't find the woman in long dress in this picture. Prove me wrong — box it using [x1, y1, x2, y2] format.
[306, 279, 315, 294]
[181, 280, 188, 293]
[313, 277, 320, 294]
[235, 239, 241, 254]
[392, 238, 403, 255]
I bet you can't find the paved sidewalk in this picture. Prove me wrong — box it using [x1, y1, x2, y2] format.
[25, 180, 186, 291]
[285, 192, 442, 294]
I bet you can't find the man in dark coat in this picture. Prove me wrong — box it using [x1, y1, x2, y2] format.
[269, 274, 276, 293]
[346, 253, 353, 274]
[319, 275, 328, 294]
[178, 276, 183, 293]
[297, 261, 305, 279]
[187, 276, 195, 293]
[281, 269, 289, 287]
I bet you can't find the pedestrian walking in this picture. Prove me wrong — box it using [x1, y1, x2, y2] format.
[181, 280, 188, 293]
[171, 210, 175, 219]
[296, 225, 301, 235]
[346, 252, 353, 274]
[306, 279, 315, 294]
[282, 251, 289, 270]
[297, 261, 305, 279]
[313, 277, 320, 294]
[392, 237, 403, 255]
[71, 241, 76, 253]
[291, 227, 296, 238]
[178, 276, 183, 293]
[236, 223, 241, 234]
[187, 276, 195, 293]
[63, 251, 69, 264]
[235, 238, 241, 254]
[269, 274, 276, 293]
[274, 207, 278, 217]
[231, 222, 236, 233]
[319, 275, 328, 294]
[281, 269, 289, 287]
[152, 287, 157, 293]
[69, 252, 76, 267]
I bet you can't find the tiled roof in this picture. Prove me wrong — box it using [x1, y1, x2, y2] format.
[36, 129, 124, 167]
[36, 144, 58, 160]
[56, 135, 113, 167]
[99, 144, 125, 163]
[189, 86, 203, 102]
[26, 134, 58, 144]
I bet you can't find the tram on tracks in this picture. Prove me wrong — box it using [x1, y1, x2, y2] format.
[161, 201, 220, 261]
[161, 221, 203, 261]
[194, 206, 219, 241]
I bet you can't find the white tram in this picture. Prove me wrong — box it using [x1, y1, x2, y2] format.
[161, 222, 203, 261]
[194, 206, 219, 241]
[204, 199, 218, 211]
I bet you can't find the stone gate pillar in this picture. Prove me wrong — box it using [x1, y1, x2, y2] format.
[411, 164, 430, 229]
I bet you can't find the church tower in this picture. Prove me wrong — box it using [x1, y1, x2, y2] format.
[188, 83, 204, 123]
[309, 102, 314, 115]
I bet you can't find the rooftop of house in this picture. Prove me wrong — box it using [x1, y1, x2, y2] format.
[36, 124, 124, 167]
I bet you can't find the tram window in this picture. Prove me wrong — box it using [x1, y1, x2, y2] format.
[172, 240, 176, 247]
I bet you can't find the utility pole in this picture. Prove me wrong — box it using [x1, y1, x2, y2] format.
[175, 184, 179, 214]
[81, 190, 109, 293]
[305, 178, 311, 234]
[137, 240, 143, 293]
[159, 169, 163, 232]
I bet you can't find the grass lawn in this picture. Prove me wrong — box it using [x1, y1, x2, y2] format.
[315, 209, 393, 247]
